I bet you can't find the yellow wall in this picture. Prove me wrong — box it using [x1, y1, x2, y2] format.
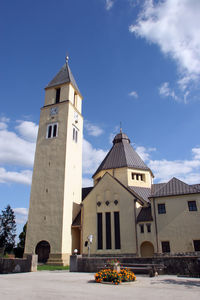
[82, 173, 138, 255]
[93, 167, 152, 188]
[25, 82, 83, 265]
[151, 194, 200, 253]
[44, 83, 82, 114]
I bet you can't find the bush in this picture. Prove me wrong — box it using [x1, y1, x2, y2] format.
[95, 268, 136, 285]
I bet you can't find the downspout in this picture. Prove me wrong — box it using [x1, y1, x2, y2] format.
[133, 199, 139, 256]
[152, 198, 159, 253]
[80, 203, 83, 254]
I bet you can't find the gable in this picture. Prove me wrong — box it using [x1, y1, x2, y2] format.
[83, 172, 144, 208]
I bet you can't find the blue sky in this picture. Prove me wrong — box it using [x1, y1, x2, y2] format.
[1, 0, 200, 237]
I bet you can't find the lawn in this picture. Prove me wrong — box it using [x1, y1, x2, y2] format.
[37, 264, 69, 271]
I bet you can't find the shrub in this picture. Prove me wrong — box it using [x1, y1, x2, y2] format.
[95, 268, 136, 285]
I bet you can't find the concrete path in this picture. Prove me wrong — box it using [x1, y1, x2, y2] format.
[0, 271, 199, 300]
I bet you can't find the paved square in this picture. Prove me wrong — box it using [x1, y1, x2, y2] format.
[0, 271, 199, 300]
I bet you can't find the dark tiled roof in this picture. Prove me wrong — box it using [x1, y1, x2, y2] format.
[151, 183, 165, 194]
[150, 177, 200, 198]
[190, 184, 200, 191]
[129, 186, 151, 203]
[82, 187, 93, 201]
[46, 63, 81, 95]
[137, 207, 153, 222]
[93, 132, 152, 177]
[72, 187, 93, 227]
[72, 211, 81, 227]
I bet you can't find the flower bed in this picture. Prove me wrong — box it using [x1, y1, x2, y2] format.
[95, 268, 136, 285]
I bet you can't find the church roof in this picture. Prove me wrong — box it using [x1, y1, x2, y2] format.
[137, 207, 153, 223]
[46, 62, 81, 96]
[93, 132, 152, 177]
[129, 186, 151, 203]
[150, 177, 200, 198]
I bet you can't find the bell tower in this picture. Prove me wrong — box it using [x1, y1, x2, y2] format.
[24, 57, 83, 265]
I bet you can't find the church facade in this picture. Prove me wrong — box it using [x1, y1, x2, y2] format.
[25, 60, 200, 265]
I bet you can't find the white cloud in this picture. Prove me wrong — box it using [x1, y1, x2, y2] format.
[105, 0, 114, 10]
[149, 159, 200, 183]
[16, 121, 38, 142]
[0, 122, 8, 130]
[14, 207, 28, 224]
[135, 145, 156, 162]
[129, 91, 138, 98]
[82, 177, 93, 187]
[0, 124, 36, 167]
[84, 120, 104, 137]
[0, 117, 10, 123]
[0, 168, 32, 185]
[0, 119, 36, 186]
[159, 82, 179, 101]
[192, 148, 200, 160]
[83, 139, 108, 175]
[134, 144, 200, 184]
[130, 0, 200, 93]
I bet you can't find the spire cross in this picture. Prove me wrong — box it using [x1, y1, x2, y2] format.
[65, 53, 69, 64]
[120, 122, 122, 133]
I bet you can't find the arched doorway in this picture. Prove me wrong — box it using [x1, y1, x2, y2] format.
[35, 241, 50, 263]
[140, 241, 154, 257]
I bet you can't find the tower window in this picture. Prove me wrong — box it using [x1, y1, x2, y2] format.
[73, 126, 78, 143]
[46, 123, 58, 139]
[55, 88, 60, 103]
[188, 201, 197, 211]
[74, 92, 77, 107]
[158, 203, 166, 214]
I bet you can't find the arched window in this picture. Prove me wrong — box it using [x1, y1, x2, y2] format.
[46, 123, 58, 139]
[72, 126, 78, 143]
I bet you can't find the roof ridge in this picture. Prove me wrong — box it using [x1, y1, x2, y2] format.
[151, 177, 200, 198]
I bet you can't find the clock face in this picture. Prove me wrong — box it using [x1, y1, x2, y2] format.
[74, 112, 78, 121]
[50, 107, 58, 116]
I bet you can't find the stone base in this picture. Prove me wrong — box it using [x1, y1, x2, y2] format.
[47, 253, 70, 266]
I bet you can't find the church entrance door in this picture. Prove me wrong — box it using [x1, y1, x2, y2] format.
[35, 241, 50, 263]
[140, 241, 154, 257]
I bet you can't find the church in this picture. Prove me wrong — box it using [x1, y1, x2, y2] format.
[24, 59, 200, 265]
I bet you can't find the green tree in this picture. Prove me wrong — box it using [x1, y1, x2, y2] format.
[17, 222, 27, 249]
[0, 205, 16, 253]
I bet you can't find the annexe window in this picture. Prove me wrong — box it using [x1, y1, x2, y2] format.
[161, 241, 170, 253]
[158, 203, 166, 214]
[146, 224, 151, 233]
[140, 224, 144, 233]
[106, 212, 112, 249]
[188, 201, 197, 211]
[46, 123, 58, 139]
[193, 240, 200, 251]
[55, 88, 61, 103]
[114, 212, 121, 249]
[97, 213, 103, 250]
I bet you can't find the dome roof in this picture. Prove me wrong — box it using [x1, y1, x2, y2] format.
[113, 132, 130, 144]
[93, 132, 152, 178]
